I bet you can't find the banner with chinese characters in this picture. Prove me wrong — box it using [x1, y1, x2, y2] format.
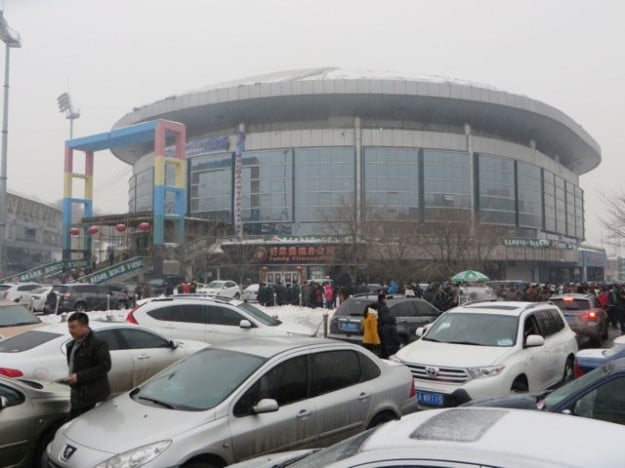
[254, 245, 337, 264]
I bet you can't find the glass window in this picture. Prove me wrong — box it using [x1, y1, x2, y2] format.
[390, 301, 416, 318]
[206, 305, 244, 326]
[174, 304, 208, 324]
[0, 305, 39, 327]
[415, 301, 440, 316]
[310, 350, 361, 396]
[234, 355, 308, 417]
[517, 162, 542, 228]
[148, 306, 173, 321]
[550, 309, 565, 333]
[94, 329, 125, 351]
[364, 148, 419, 220]
[543, 170, 556, 232]
[189, 153, 233, 221]
[555, 177, 566, 234]
[572, 376, 625, 425]
[424, 313, 518, 347]
[423, 150, 470, 209]
[294, 148, 355, 223]
[534, 309, 557, 337]
[357, 352, 381, 381]
[478, 155, 515, 226]
[118, 328, 171, 349]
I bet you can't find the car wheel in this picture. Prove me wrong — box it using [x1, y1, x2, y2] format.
[183, 461, 223, 468]
[511, 376, 529, 393]
[561, 357, 574, 385]
[74, 301, 87, 312]
[366, 411, 398, 429]
[234, 293, 240, 300]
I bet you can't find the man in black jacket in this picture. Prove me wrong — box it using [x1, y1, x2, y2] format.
[66, 312, 111, 419]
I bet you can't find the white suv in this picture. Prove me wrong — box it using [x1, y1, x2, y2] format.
[127, 296, 316, 344]
[391, 301, 578, 407]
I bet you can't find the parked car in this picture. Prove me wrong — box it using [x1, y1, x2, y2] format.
[574, 334, 625, 377]
[0, 322, 208, 395]
[550, 293, 609, 346]
[465, 358, 625, 426]
[147, 275, 184, 296]
[197, 279, 241, 299]
[127, 296, 316, 344]
[18, 286, 53, 312]
[1, 282, 42, 302]
[0, 301, 43, 340]
[230, 407, 625, 468]
[328, 294, 441, 345]
[241, 283, 260, 302]
[44, 283, 127, 314]
[46, 337, 415, 468]
[390, 301, 578, 407]
[0, 375, 70, 468]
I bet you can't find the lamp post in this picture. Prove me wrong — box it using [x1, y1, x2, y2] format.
[0, 10, 20, 277]
[57, 92, 80, 139]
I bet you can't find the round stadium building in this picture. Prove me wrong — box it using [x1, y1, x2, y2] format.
[111, 67, 602, 284]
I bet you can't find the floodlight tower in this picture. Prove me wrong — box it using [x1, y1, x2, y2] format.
[0, 10, 21, 276]
[57, 92, 80, 139]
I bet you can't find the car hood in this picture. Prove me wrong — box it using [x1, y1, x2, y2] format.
[462, 392, 541, 410]
[62, 393, 215, 453]
[575, 348, 606, 360]
[273, 321, 318, 337]
[396, 339, 513, 367]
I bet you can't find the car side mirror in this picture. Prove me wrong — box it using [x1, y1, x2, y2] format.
[415, 327, 424, 338]
[525, 334, 545, 347]
[239, 319, 253, 329]
[169, 340, 179, 349]
[0, 396, 7, 410]
[253, 398, 279, 414]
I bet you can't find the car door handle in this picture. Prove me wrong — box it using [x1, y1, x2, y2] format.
[136, 354, 151, 360]
[296, 409, 312, 419]
[358, 392, 371, 401]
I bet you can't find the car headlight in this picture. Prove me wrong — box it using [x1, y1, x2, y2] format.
[467, 365, 505, 379]
[94, 440, 171, 468]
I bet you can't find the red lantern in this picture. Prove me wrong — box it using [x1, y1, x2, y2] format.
[69, 227, 80, 236]
[87, 225, 99, 235]
[115, 223, 126, 233]
[138, 222, 151, 231]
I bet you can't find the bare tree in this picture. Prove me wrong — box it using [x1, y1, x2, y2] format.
[600, 192, 625, 244]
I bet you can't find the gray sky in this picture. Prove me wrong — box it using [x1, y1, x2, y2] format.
[4, 0, 625, 248]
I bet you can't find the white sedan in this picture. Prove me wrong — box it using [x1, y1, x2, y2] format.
[0, 322, 209, 395]
[197, 280, 241, 299]
[18, 285, 53, 312]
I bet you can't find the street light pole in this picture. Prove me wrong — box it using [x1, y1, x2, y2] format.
[0, 11, 21, 277]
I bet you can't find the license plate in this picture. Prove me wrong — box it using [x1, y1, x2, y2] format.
[338, 320, 360, 333]
[417, 390, 445, 407]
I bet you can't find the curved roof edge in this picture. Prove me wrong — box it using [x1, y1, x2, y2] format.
[112, 67, 601, 174]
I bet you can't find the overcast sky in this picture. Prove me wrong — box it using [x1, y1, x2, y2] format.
[4, 0, 625, 248]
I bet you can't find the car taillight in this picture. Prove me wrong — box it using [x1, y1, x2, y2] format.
[582, 311, 598, 320]
[573, 360, 585, 379]
[63, 292, 72, 299]
[409, 379, 416, 398]
[0, 368, 23, 377]
[126, 304, 145, 325]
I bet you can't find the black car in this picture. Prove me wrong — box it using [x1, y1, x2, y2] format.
[465, 358, 625, 426]
[44, 283, 127, 314]
[328, 294, 441, 345]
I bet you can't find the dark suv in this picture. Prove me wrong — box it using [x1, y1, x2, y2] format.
[44, 284, 128, 314]
[550, 293, 609, 346]
[328, 294, 441, 345]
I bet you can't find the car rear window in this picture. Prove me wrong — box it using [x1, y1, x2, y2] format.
[334, 300, 374, 317]
[551, 299, 591, 310]
[0, 305, 40, 327]
[51, 286, 68, 294]
[0, 330, 62, 352]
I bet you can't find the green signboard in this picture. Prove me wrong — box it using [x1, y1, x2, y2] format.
[0, 259, 89, 283]
[82, 257, 145, 284]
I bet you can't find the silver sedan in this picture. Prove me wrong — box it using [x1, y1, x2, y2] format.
[0, 322, 209, 395]
[46, 337, 415, 467]
[0, 375, 70, 468]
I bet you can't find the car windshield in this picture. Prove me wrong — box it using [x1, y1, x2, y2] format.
[542, 365, 609, 410]
[290, 428, 376, 467]
[0, 305, 40, 327]
[207, 281, 226, 288]
[237, 302, 281, 326]
[134, 348, 265, 411]
[0, 330, 61, 352]
[423, 312, 518, 347]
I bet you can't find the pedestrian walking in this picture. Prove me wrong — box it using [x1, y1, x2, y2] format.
[65, 312, 111, 419]
[381, 314, 402, 359]
[361, 305, 381, 354]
